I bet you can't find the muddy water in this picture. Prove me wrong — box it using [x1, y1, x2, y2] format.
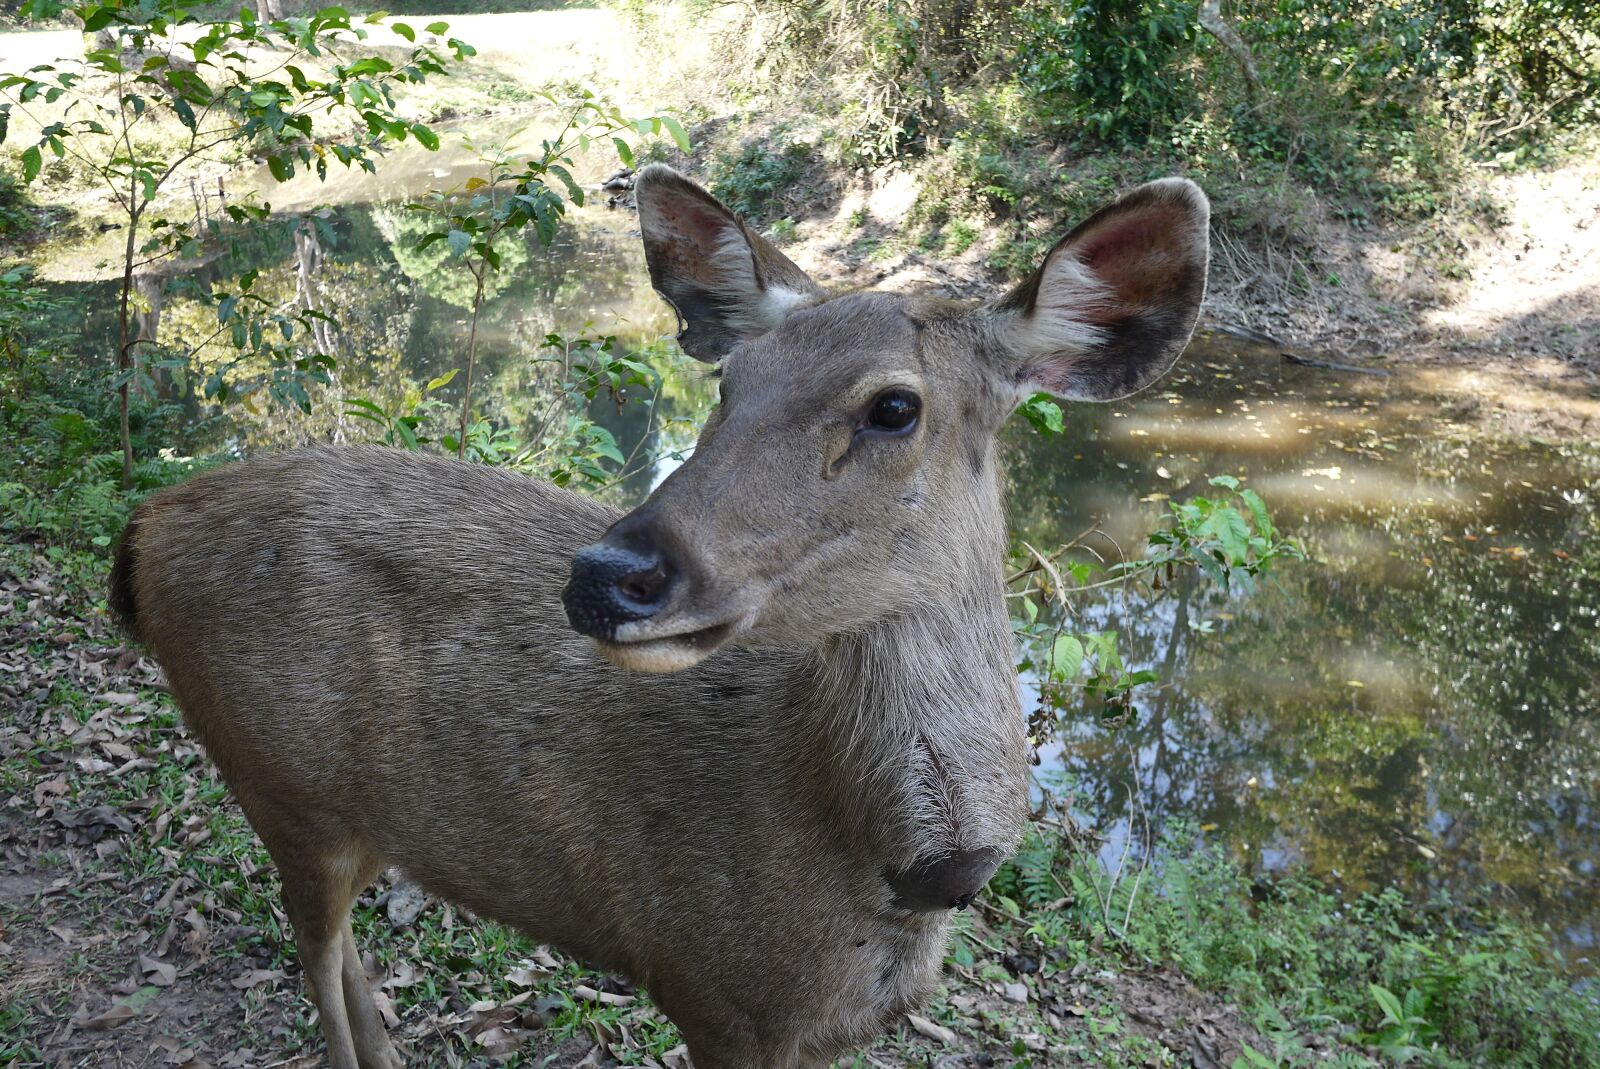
[41, 128, 1599, 972]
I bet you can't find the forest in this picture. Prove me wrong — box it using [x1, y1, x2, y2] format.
[1, 0, 1597, 1066]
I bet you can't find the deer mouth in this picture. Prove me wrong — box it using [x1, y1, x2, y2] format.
[594, 617, 741, 673]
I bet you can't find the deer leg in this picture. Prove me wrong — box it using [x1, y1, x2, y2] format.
[279, 863, 363, 1069]
[341, 920, 404, 1069]
[247, 802, 392, 1069]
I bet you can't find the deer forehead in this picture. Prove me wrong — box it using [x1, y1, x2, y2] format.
[722, 291, 980, 409]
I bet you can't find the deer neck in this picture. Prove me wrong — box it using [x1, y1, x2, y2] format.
[796, 483, 1030, 885]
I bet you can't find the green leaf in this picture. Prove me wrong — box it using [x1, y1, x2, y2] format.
[659, 114, 691, 152]
[611, 136, 634, 168]
[425, 20, 449, 34]
[410, 123, 439, 150]
[1238, 488, 1273, 539]
[1197, 506, 1251, 566]
[390, 21, 415, 41]
[1370, 983, 1405, 1026]
[445, 229, 471, 257]
[1051, 635, 1084, 681]
[1020, 394, 1064, 435]
[1208, 473, 1241, 490]
[267, 154, 291, 182]
[424, 368, 458, 393]
[20, 144, 40, 183]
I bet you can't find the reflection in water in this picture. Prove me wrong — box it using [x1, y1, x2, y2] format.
[48, 185, 1599, 973]
[1006, 344, 1599, 970]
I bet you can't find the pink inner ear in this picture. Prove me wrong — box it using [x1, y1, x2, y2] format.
[664, 198, 736, 243]
[1078, 216, 1160, 271]
[1071, 210, 1180, 311]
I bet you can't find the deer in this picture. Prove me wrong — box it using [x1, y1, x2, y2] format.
[109, 164, 1209, 1069]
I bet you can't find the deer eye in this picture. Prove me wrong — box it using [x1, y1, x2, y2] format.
[864, 389, 921, 434]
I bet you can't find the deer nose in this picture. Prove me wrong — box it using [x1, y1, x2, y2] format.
[562, 543, 677, 639]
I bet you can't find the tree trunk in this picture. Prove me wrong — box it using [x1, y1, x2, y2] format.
[1199, 0, 1261, 105]
[117, 214, 138, 491]
[134, 273, 167, 396]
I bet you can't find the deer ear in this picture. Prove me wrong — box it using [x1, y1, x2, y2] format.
[633, 165, 821, 363]
[989, 178, 1209, 401]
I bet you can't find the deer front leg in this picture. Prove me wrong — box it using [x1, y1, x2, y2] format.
[340, 922, 403, 1069]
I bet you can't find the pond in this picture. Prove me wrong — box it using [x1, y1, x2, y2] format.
[37, 120, 1600, 974]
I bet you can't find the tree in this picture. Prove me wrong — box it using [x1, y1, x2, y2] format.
[0, 0, 473, 486]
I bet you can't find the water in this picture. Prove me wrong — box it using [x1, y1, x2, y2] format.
[1006, 348, 1599, 971]
[36, 121, 1599, 971]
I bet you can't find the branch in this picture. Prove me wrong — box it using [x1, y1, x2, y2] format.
[1198, 0, 1261, 105]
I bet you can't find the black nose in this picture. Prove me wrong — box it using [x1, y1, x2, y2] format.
[562, 543, 676, 639]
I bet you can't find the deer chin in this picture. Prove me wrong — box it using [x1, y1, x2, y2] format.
[595, 617, 742, 673]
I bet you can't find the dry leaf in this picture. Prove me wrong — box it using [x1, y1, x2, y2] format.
[573, 984, 635, 1007]
[84, 1003, 137, 1030]
[230, 968, 286, 990]
[140, 954, 177, 987]
[906, 1013, 956, 1045]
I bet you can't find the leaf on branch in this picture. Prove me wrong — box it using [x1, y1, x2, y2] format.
[659, 114, 692, 153]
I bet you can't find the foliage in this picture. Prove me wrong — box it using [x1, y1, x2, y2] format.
[986, 825, 1600, 1069]
[1014, 0, 1199, 143]
[1011, 474, 1304, 723]
[0, 0, 471, 485]
[706, 132, 811, 224]
[397, 90, 687, 458]
[734, 0, 1600, 235]
[343, 330, 679, 489]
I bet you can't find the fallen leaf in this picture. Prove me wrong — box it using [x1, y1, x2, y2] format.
[382, 961, 419, 990]
[140, 954, 177, 987]
[84, 1003, 137, 1030]
[906, 1013, 956, 1045]
[372, 988, 401, 1030]
[230, 968, 286, 990]
[385, 879, 430, 928]
[573, 984, 635, 1007]
[32, 776, 68, 806]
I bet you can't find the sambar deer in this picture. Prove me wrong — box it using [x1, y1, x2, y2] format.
[111, 165, 1208, 1069]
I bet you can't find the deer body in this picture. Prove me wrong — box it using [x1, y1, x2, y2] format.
[115, 167, 1209, 1068]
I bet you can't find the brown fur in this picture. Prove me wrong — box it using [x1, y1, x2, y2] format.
[111, 168, 1209, 1069]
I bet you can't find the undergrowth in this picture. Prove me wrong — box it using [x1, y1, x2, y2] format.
[984, 824, 1600, 1068]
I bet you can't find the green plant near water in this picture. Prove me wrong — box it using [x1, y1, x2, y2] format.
[981, 823, 1600, 1069]
[0, 0, 472, 487]
[1011, 473, 1304, 724]
[397, 90, 688, 463]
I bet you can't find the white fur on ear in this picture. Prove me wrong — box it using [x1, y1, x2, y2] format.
[1000, 251, 1114, 370]
[706, 228, 810, 336]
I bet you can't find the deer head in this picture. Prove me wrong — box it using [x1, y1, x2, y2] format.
[562, 165, 1209, 672]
